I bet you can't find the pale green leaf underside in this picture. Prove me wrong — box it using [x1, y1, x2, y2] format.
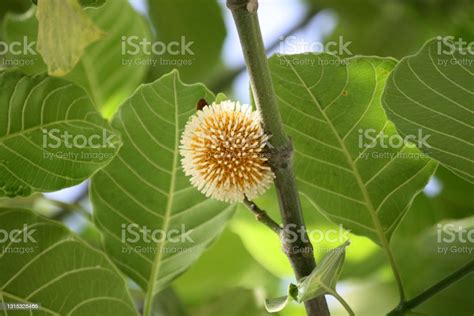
[2, 0, 152, 113]
[297, 241, 349, 302]
[265, 242, 349, 314]
[91, 71, 235, 297]
[0, 208, 138, 316]
[0, 71, 120, 198]
[383, 38, 474, 183]
[269, 54, 437, 245]
[36, 0, 103, 76]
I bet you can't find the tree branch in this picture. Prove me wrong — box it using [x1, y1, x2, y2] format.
[227, 1, 329, 315]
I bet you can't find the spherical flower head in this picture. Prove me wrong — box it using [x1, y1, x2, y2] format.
[180, 100, 275, 203]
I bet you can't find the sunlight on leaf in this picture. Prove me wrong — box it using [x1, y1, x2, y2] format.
[2, 0, 152, 112]
[36, 0, 103, 76]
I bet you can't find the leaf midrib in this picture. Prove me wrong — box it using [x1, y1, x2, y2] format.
[144, 72, 179, 309]
[282, 57, 390, 247]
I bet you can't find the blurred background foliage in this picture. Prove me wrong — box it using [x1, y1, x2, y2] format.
[0, 0, 473, 315]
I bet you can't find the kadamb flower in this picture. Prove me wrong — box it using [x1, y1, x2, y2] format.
[180, 100, 274, 203]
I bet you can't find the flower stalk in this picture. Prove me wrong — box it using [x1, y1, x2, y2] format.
[227, 1, 330, 315]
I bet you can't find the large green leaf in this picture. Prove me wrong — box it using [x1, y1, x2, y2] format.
[0, 71, 120, 198]
[2, 0, 152, 114]
[382, 37, 474, 183]
[268, 54, 437, 245]
[0, 208, 138, 315]
[90, 71, 235, 309]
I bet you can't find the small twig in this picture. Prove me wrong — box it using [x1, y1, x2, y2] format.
[388, 259, 474, 315]
[51, 186, 89, 221]
[243, 196, 282, 235]
[49, 196, 92, 222]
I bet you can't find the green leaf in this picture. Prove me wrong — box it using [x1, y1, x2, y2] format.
[0, 208, 138, 315]
[36, 0, 104, 76]
[268, 54, 437, 245]
[146, 0, 226, 83]
[2, 0, 152, 114]
[90, 71, 235, 309]
[0, 71, 120, 198]
[382, 37, 474, 183]
[393, 216, 474, 315]
[265, 242, 351, 314]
